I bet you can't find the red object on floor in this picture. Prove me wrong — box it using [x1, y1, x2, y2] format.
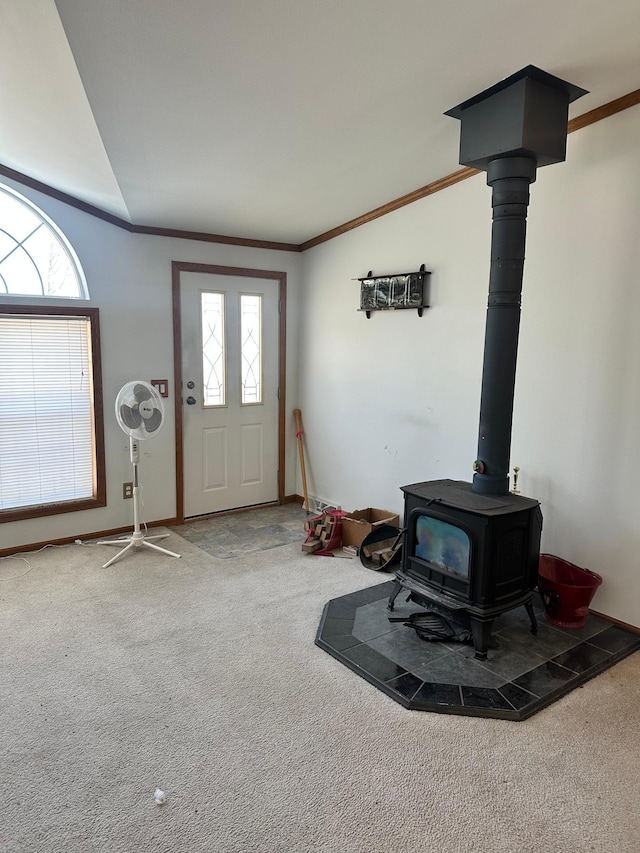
[538, 554, 602, 628]
[304, 510, 348, 556]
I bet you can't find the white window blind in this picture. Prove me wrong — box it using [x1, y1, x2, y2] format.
[0, 314, 95, 511]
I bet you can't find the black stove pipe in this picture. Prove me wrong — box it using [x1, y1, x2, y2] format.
[445, 66, 588, 497]
[472, 156, 537, 496]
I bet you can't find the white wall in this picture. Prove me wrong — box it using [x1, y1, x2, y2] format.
[1, 179, 302, 551]
[3, 106, 639, 625]
[299, 105, 640, 627]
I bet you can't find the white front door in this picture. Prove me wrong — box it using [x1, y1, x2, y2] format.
[181, 271, 279, 517]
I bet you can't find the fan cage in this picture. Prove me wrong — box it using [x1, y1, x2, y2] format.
[115, 381, 165, 441]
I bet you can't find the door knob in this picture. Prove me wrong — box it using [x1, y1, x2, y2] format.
[186, 396, 197, 405]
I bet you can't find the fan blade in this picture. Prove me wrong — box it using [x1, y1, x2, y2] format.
[133, 383, 152, 404]
[120, 403, 142, 430]
[144, 408, 163, 433]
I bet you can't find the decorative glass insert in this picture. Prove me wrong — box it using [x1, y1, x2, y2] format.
[415, 515, 471, 579]
[240, 293, 262, 405]
[0, 184, 88, 298]
[201, 291, 226, 407]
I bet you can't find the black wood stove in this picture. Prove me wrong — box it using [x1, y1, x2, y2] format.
[388, 67, 587, 659]
[389, 479, 542, 658]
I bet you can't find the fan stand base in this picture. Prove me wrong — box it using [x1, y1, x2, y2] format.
[98, 450, 181, 569]
[98, 532, 181, 569]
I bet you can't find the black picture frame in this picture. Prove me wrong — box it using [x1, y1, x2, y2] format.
[357, 265, 430, 318]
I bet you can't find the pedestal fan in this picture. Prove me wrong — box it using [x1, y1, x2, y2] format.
[98, 381, 181, 568]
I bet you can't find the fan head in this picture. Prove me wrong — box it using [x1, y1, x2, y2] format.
[115, 381, 165, 440]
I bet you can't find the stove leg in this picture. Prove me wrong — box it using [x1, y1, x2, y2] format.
[525, 599, 538, 635]
[387, 580, 403, 612]
[470, 617, 495, 660]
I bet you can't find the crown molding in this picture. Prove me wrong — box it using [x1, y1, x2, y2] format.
[300, 87, 640, 251]
[0, 163, 300, 252]
[2, 87, 638, 254]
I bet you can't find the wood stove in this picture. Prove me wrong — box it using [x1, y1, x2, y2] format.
[388, 67, 587, 658]
[389, 479, 542, 658]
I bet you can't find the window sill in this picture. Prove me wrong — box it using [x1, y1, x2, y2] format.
[0, 495, 107, 524]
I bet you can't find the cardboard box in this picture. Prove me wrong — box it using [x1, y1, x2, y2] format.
[341, 508, 400, 549]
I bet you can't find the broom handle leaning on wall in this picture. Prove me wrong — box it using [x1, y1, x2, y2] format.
[293, 409, 309, 512]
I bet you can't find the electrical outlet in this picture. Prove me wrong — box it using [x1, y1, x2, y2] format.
[123, 482, 133, 499]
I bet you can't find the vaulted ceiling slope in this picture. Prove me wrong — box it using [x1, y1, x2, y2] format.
[2, 0, 639, 245]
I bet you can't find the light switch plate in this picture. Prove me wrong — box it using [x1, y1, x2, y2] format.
[150, 379, 169, 398]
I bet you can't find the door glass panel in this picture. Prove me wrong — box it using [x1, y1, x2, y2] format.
[201, 291, 226, 407]
[240, 293, 262, 405]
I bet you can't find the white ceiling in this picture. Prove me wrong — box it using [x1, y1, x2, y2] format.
[2, 0, 639, 245]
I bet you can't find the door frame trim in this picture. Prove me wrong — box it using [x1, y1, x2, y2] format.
[172, 261, 287, 523]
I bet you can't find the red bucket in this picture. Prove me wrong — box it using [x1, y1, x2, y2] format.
[538, 554, 602, 629]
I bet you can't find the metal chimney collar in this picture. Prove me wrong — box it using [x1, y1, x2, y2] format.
[445, 65, 589, 171]
[445, 65, 588, 119]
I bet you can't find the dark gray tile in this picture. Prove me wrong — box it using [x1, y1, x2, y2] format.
[326, 598, 358, 620]
[552, 642, 611, 674]
[461, 686, 512, 711]
[386, 672, 424, 700]
[497, 682, 538, 711]
[455, 636, 548, 682]
[191, 531, 241, 547]
[341, 643, 408, 683]
[513, 660, 577, 697]
[353, 599, 414, 643]
[412, 681, 462, 707]
[348, 582, 396, 606]
[235, 523, 291, 542]
[229, 508, 304, 530]
[170, 503, 309, 557]
[367, 629, 453, 673]
[316, 575, 634, 719]
[281, 516, 310, 531]
[280, 528, 309, 544]
[325, 633, 362, 652]
[414, 651, 505, 688]
[320, 616, 355, 639]
[545, 612, 612, 640]
[318, 616, 363, 652]
[226, 535, 289, 555]
[587, 626, 640, 654]
[495, 619, 578, 659]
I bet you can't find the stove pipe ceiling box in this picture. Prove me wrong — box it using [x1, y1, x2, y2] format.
[445, 64, 589, 170]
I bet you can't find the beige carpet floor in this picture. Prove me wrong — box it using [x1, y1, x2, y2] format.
[1, 527, 639, 852]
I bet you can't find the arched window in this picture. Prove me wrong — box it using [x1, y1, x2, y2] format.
[0, 184, 88, 299]
[0, 184, 104, 522]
